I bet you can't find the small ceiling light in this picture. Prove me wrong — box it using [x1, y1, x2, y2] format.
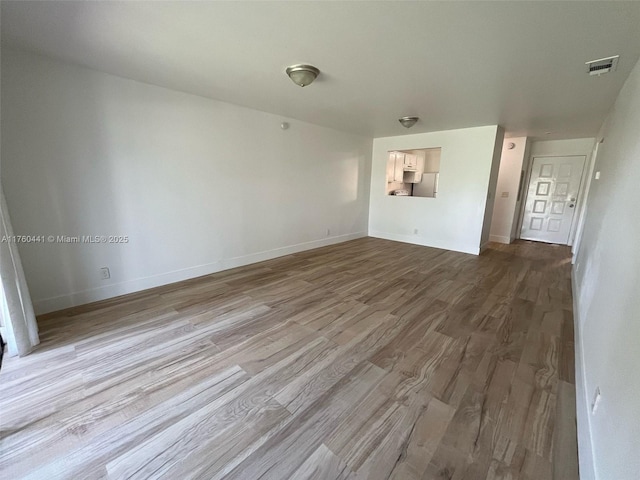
[399, 116, 419, 128]
[286, 64, 320, 87]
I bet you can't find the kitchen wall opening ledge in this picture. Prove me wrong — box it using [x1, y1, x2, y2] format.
[385, 147, 442, 198]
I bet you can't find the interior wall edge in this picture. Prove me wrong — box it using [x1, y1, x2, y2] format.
[33, 231, 367, 315]
[479, 126, 505, 248]
[489, 235, 510, 244]
[571, 268, 597, 480]
[368, 230, 480, 256]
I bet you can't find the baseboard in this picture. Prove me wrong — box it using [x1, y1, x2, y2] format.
[368, 230, 479, 255]
[489, 234, 511, 244]
[571, 269, 597, 480]
[33, 231, 367, 314]
[216, 231, 365, 270]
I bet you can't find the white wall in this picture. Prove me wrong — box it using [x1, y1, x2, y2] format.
[368, 125, 503, 255]
[530, 138, 595, 158]
[489, 137, 528, 244]
[0, 49, 372, 314]
[572, 58, 640, 480]
[479, 127, 506, 249]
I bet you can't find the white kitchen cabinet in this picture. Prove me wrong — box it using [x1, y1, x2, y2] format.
[386, 154, 396, 183]
[387, 152, 405, 183]
[403, 171, 422, 183]
[388, 151, 426, 183]
[393, 153, 405, 182]
[403, 153, 417, 170]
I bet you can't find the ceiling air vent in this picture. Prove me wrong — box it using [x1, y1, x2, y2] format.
[586, 55, 619, 76]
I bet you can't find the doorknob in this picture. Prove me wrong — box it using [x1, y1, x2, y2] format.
[569, 203, 575, 208]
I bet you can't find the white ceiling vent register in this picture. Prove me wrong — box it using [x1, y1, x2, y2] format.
[585, 55, 619, 76]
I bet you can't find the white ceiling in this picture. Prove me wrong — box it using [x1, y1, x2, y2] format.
[2, 1, 640, 139]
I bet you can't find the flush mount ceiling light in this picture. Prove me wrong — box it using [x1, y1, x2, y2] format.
[399, 116, 419, 128]
[285, 64, 320, 87]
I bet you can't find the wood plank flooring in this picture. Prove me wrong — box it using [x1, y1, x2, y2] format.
[0, 238, 578, 479]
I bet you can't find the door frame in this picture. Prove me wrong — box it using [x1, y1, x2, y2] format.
[514, 153, 590, 246]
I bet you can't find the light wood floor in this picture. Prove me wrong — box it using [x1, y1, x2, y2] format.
[0, 238, 578, 480]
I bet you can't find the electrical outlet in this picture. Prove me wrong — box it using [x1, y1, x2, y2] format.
[595, 171, 601, 180]
[100, 267, 111, 280]
[501, 192, 509, 198]
[413, 228, 419, 235]
[326, 228, 331, 237]
[591, 387, 601, 414]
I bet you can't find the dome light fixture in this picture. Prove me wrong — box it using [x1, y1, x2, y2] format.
[286, 64, 320, 87]
[399, 116, 419, 128]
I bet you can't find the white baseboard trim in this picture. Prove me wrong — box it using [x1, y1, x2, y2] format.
[571, 269, 597, 480]
[368, 230, 479, 255]
[33, 231, 367, 315]
[489, 234, 511, 244]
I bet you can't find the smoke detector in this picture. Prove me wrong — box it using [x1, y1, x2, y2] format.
[586, 55, 619, 76]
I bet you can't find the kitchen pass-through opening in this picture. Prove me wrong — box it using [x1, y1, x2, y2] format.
[386, 148, 441, 197]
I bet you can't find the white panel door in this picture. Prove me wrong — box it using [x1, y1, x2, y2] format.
[520, 155, 585, 244]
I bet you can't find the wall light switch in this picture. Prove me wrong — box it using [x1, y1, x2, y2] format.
[595, 171, 601, 180]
